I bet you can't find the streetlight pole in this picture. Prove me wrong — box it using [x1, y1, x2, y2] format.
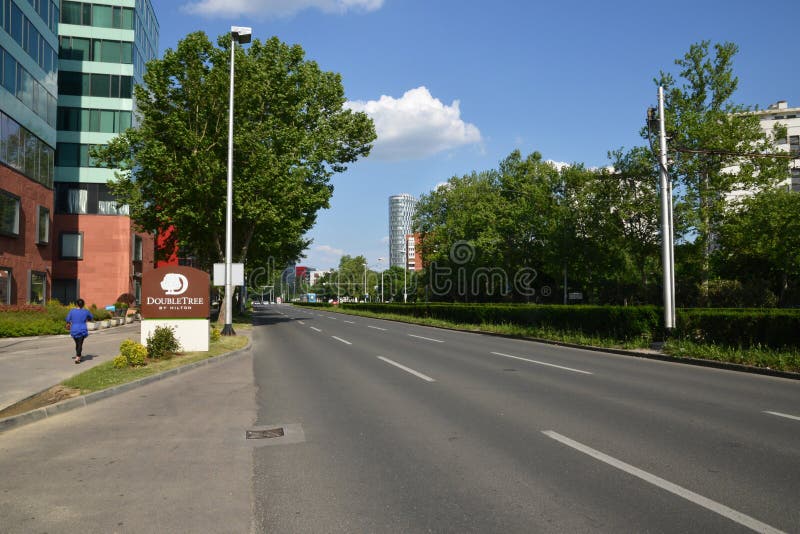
[222, 25, 252, 336]
[657, 86, 676, 330]
[403, 236, 408, 303]
[377, 257, 385, 302]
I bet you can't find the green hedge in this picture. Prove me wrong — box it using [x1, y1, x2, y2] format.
[297, 302, 800, 349]
[337, 303, 661, 341]
[677, 308, 800, 349]
[0, 301, 112, 338]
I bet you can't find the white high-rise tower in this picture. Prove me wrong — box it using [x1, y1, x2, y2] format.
[388, 194, 416, 268]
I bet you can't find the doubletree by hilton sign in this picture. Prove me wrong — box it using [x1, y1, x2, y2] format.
[141, 266, 210, 319]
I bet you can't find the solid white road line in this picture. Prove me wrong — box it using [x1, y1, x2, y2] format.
[491, 352, 592, 375]
[310, 327, 322, 333]
[408, 334, 444, 343]
[542, 431, 785, 534]
[377, 356, 435, 382]
[368, 326, 387, 331]
[763, 410, 800, 422]
[332, 336, 352, 345]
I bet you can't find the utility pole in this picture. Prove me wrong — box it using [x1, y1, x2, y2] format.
[656, 86, 676, 330]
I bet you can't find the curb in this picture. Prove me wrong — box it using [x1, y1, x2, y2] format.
[0, 338, 252, 435]
[300, 306, 800, 381]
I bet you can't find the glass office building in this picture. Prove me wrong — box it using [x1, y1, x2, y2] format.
[52, 0, 158, 306]
[389, 194, 416, 269]
[0, 0, 59, 304]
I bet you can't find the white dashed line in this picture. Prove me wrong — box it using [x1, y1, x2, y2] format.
[368, 326, 387, 331]
[764, 411, 800, 421]
[377, 356, 435, 382]
[332, 336, 352, 345]
[408, 334, 444, 343]
[297, 321, 305, 325]
[310, 327, 322, 333]
[542, 431, 785, 534]
[490, 352, 592, 375]
[344, 320, 355, 324]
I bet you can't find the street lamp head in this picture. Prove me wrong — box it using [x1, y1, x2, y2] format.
[231, 26, 252, 44]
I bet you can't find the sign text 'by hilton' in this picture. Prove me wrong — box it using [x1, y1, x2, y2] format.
[141, 266, 210, 319]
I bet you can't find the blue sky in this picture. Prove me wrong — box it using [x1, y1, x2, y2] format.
[155, 0, 799, 271]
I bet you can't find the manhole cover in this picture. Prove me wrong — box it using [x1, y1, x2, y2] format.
[246, 427, 285, 439]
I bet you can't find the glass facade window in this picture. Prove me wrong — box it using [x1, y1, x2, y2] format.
[0, 111, 54, 187]
[133, 235, 142, 261]
[790, 135, 800, 156]
[0, 267, 10, 304]
[52, 278, 78, 304]
[60, 36, 132, 64]
[36, 204, 49, 243]
[58, 71, 132, 98]
[59, 231, 83, 259]
[0, 189, 20, 236]
[56, 141, 102, 167]
[58, 107, 131, 133]
[55, 182, 128, 215]
[0, 47, 58, 127]
[60, 1, 133, 29]
[2, 2, 59, 76]
[29, 270, 46, 304]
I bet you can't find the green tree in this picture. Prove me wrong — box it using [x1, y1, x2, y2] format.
[96, 32, 375, 298]
[655, 41, 788, 292]
[715, 189, 800, 306]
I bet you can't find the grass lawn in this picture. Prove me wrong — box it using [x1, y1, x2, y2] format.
[62, 334, 249, 394]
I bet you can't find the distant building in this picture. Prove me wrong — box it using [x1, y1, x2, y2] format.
[389, 194, 416, 268]
[727, 100, 800, 203]
[752, 100, 800, 191]
[0, 0, 59, 305]
[51, 0, 159, 306]
[405, 233, 422, 271]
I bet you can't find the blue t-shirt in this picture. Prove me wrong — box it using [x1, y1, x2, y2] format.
[66, 308, 94, 338]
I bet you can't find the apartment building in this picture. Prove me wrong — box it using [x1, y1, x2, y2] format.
[0, 0, 59, 305]
[753, 100, 800, 191]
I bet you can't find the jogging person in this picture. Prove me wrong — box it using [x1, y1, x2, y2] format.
[65, 299, 93, 364]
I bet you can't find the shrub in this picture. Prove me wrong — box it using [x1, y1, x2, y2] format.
[119, 339, 148, 367]
[112, 355, 129, 369]
[146, 326, 182, 360]
[210, 326, 221, 342]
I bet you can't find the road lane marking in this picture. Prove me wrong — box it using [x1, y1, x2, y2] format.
[408, 334, 444, 343]
[310, 327, 322, 333]
[297, 321, 305, 325]
[344, 320, 355, 324]
[377, 356, 435, 382]
[542, 431, 785, 534]
[764, 411, 800, 421]
[332, 336, 352, 345]
[490, 352, 592, 375]
[368, 326, 387, 331]
[327, 316, 338, 320]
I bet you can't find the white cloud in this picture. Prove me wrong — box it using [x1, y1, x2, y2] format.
[346, 86, 482, 160]
[182, 0, 383, 18]
[313, 244, 345, 257]
[546, 160, 571, 171]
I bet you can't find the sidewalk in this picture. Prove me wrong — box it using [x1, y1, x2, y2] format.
[0, 322, 140, 412]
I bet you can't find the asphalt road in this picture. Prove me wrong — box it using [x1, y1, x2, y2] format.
[0, 304, 797, 532]
[251, 305, 799, 533]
